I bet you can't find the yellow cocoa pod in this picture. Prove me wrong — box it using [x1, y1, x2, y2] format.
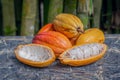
[76, 28, 105, 45]
[53, 13, 84, 38]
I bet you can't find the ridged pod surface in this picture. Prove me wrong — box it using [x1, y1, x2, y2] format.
[37, 23, 54, 34]
[53, 13, 84, 38]
[32, 31, 72, 57]
[76, 28, 105, 45]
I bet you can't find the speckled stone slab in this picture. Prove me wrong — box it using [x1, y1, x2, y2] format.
[0, 35, 120, 80]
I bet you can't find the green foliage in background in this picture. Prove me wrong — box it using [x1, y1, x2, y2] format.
[0, 0, 119, 36]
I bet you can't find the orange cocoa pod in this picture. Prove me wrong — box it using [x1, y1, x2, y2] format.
[38, 23, 54, 34]
[32, 31, 72, 57]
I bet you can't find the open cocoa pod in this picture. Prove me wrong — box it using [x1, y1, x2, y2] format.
[14, 44, 56, 67]
[59, 43, 107, 66]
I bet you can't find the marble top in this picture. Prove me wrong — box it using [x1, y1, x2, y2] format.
[0, 34, 120, 80]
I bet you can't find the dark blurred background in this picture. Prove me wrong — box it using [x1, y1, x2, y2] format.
[0, 0, 120, 36]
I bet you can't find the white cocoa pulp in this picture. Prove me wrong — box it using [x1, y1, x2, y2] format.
[63, 43, 104, 60]
[18, 45, 52, 62]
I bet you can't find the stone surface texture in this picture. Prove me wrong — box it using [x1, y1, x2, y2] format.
[0, 35, 120, 80]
